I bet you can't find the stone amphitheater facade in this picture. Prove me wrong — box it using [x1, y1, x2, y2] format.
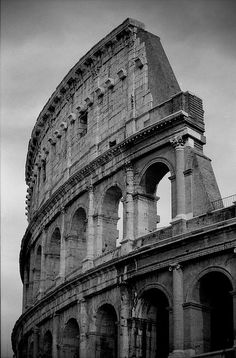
[12, 18, 236, 358]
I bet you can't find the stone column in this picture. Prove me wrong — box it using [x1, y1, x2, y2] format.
[80, 298, 88, 357]
[169, 263, 184, 357]
[121, 163, 134, 254]
[125, 163, 134, 242]
[39, 227, 47, 296]
[119, 285, 130, 358]
[52, 314, 59, 358]
[170, 136, 186, 220]
[59, 207, 66, 282]
[83, 184, 94, 271]
[33, 327, 39, 358]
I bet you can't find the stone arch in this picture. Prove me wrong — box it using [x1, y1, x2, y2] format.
[61, 318, 80, 358]
[186, 266, 234, 354]
[131, 286, 170, 358]
[137, 157, 175, 184]
[95, 303, 118, 358]
[66, 207, 87, 274]
[136, 282, 172, 310]
[33, 244, 42, 298]
[99, 184, 123, 252]
[45, 227, 61, 289]
[136, 159, 173, 234]
[186, 265, 235, 302]
[42, 330, 53, 358]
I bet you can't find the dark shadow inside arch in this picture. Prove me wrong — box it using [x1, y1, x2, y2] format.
[46, 228, 61, 288]
[67, 207, 87, 273]
[199, 271, 233, 352]
[102, 185, 123, 252]
[138, 288, 169, 358]
[96, 304, 118, 358]
[33, 245, 42, 298]
[62, 318, 80, 358]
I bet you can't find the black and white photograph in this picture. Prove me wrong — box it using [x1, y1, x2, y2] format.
[1, 0, 236, 357]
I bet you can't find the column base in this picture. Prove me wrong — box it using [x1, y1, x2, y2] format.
[82, 258, 94, 272]
[171, 217, 187, 235]
[169, 349, 195, 358]
[168, 350, 186, 358]
[120, 239, 133, 255]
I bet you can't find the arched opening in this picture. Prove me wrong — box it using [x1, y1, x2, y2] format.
[132, 288, 169, 358]
[156, 173, 171, 228]
[42, 330, 53, 358]
[198, 271, 233, 353]
[66, 208, 87, 273]
[116, 199, 124, 246]
[96, 304, 118, 358]
[46, 228, 61, 288]
[101, 185, 123, 252]
[33, 245, 42, 298]
[138, 162, 171, 235]
[62, 318, 80, 358]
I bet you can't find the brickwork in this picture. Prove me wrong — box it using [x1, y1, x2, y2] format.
[13, 19, 236, 358]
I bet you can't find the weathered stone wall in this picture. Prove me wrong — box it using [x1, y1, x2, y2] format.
[13, 18, 236, 358]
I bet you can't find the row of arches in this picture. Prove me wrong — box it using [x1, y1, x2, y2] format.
[19, 270, 235, 357]
[25, 162, 173, 304]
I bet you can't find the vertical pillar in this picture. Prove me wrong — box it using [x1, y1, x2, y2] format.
[33, 327, 39, 358]
[83, 184, 94, 271]
[119, 285, 130, 358]
[52, 314, 59, 358]
[80, 298, 88, 357]
[170, 136, 186, 220]
[39, 227, 47, 296]
[59, 207, 66, 281]
[125, 163, 134, 241]
[169, 263, 184, 358]
[121, 163, 134, 254]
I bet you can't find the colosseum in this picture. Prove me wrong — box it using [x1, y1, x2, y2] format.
[12, 18, 236, 358]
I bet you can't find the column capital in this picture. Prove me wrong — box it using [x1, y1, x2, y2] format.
[170, 135, 185, 148]
[86, 183, 94, 192]
[60, 206, 66, 214]
[169, 263, 182, 271]
[125, 161, 133, 171]
[42, 225, 48, 233]
[33, 326, 39, 334]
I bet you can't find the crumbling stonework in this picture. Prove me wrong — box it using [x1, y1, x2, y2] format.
[12, 18, 236, 358]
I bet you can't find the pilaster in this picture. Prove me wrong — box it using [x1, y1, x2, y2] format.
[170, 135, 186, 221]
[83, 184, 94, 271]
[58, 207, 66, 282]
[169, 263, 185, 358]
[121, 163, 135, 254]
[33, 327, 39, 358]
[119, 284, 130, 358]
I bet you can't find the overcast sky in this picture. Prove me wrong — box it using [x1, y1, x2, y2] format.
[1, 0, 236, 356]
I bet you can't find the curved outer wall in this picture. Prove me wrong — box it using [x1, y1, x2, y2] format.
[12, 18, 236, 358]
